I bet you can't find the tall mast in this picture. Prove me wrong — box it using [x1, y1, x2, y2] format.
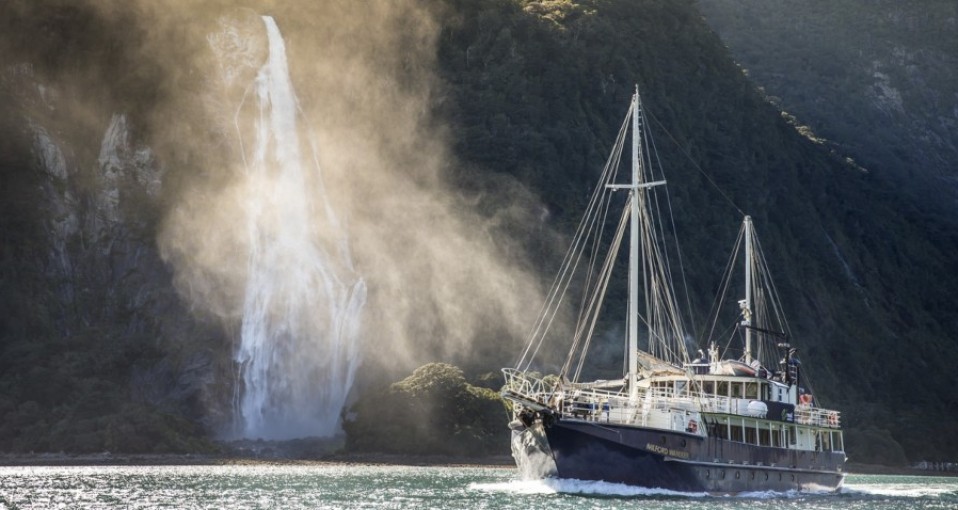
[628, 87, 641, 398]
[620, 86, 669, 397]
[744, 215, 753, 364]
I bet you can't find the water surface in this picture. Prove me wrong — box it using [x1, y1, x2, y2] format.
[1, 464, 955, 509]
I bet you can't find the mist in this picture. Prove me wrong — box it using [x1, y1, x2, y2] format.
[0, 0, 552, 439]
[156, 4, 546, 352]
[139, 1, 549, 436]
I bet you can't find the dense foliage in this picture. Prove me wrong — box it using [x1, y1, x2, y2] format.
[697, 0, 958, 217]
[343, 363, 508, 456]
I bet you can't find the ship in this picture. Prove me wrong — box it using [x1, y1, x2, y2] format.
[501, 87, 846, 493]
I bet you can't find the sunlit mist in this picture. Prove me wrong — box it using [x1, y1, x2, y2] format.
[150, 1, 547, 438]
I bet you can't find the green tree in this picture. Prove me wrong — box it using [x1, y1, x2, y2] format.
[343, 363, 509, 456]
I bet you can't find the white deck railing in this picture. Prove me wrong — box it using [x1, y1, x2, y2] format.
[502, 369, 841, 428]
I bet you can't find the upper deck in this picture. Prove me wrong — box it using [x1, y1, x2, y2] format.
[502, 368, 841, 430]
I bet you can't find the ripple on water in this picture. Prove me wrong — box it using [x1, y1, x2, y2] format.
[0, 466, 955, 510]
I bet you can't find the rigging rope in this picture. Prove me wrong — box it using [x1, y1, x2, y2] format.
[703, 224, 745, 346]
[568, 204, 631, 381]
[647, 123, 698, 343]
[516, 104, 633, 371]
[645, 107, 747, 218]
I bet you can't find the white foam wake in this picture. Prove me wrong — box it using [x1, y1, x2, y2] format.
[841, 481, 958, 498]
[470, 477, 881, 499]
[469, 478, 708, 497]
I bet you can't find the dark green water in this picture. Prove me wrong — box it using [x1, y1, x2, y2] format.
[1, 465, 956, 509]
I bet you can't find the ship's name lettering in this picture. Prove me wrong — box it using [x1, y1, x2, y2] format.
[645, 443, 690, 459]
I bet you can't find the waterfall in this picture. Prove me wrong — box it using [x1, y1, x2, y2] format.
[234, 16, 366, 439]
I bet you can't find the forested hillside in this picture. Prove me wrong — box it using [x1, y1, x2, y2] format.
[698, 0, 958, 216]
[1, 0, 956, 465]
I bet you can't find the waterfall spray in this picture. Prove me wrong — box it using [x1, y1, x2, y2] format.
[234, 16, 366, 439]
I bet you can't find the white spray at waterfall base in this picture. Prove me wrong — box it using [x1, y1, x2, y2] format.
[232, 16, 366, 439]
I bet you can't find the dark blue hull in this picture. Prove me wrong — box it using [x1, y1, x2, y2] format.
[515, 418, 845, 493]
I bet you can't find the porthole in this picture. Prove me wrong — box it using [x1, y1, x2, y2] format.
[720, 470, 726, 480]
[791, 474, 796, 482]
[735, 471, 741, 479]
[764, 472, 769, 481]
[705, 469, 710, 479]
[750, 471, 755, 480]
[778, 473, 783, 481]
[681, 439, 687, 447]
[661, 435, 667, 445]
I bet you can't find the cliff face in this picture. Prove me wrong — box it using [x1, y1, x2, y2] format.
[0, 4, 231, 452]
[697, 0, 958, 214]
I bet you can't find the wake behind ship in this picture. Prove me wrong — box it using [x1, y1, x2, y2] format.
[501, 87, 846, 493]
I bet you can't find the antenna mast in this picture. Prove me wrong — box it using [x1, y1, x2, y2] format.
[744, 215, 753, 364]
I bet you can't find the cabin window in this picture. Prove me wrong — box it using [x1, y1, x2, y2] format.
[788, 426, 797, 446]
[675, 380, 687, 396]
[730, 423, 744, 442]
[715, 423, 729, 440]
[820, 431, 832, 451]
[745, 382, 758, 399]
[833, 432, 844, 452]
[745, 425, 757, 445]
[731, 383, 743, 399]
[717, 381, 729, 397]
[772, 425, 782, 447]
[703, 381, 715, 395]
[759, 426, 771, 446]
